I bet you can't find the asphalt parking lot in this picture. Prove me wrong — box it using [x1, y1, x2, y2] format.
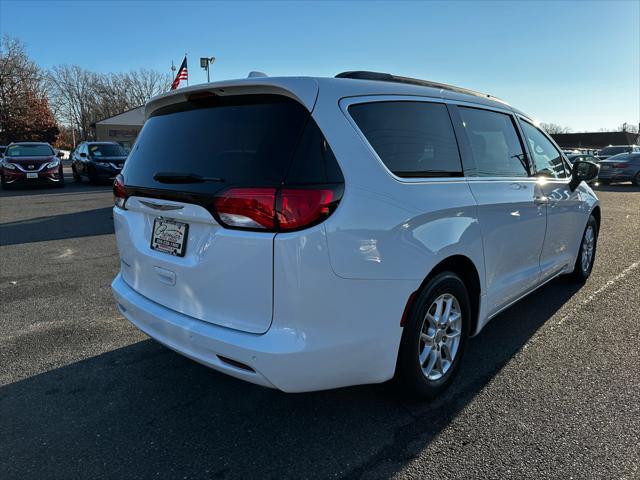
[1, 170, 639, 479]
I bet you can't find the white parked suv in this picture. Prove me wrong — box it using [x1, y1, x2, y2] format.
[111, 71, 600, 399]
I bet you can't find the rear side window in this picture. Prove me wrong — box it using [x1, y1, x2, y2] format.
[123, 95, 311, 195]
[348, 101, 462, 177]
[458, 107, 527, 177]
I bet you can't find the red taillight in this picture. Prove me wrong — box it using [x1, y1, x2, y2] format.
[278, 188, 335, 231]
[213, 188, 277, 230]
[612, 163, 629, 168]
[113, 174, 127, 209]
[211, 186, 341, 231]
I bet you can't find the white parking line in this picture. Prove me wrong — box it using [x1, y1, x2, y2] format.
[523, 261, 640, 349]
[554, 261, 640, 328]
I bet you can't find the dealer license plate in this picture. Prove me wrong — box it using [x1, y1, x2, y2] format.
[151, 218, 188, 257]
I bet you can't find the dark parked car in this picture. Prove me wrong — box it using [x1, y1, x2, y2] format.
[596, 145, 640, 161]
[71, 142, 128, 184]
[597, 152, 640, 185]
[0, 142, 65, 188]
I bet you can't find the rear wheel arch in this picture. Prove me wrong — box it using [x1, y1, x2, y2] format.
[410, 255, 482, 336]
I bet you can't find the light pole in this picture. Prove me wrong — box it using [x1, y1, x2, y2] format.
[200, 57, 216, 83]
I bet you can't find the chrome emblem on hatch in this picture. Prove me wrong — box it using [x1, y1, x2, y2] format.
[140, 200, 184, 211]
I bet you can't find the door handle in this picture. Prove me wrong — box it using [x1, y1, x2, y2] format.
[534, 196, 549, 205]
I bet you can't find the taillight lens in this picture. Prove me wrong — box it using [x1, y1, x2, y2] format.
[612, 163, 629, 168]
[213, 188, 277, 230]
[113, 174, 128, 209]
[278, 188, 336, 231]
[211, 186, 341, 232]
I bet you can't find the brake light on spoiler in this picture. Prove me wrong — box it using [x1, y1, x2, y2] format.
[212, 186, 342, 232]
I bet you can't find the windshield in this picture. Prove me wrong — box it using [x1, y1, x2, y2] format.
[6, 144, 54, 157]
[89, 144, 127, 157]
[599, 146, 629, 156]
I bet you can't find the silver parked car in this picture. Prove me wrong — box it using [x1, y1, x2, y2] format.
[597, 152, 640, 185]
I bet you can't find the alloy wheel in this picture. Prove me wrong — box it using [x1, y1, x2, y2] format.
[581, 225, 595, 273]
[418, 293, 462, 381]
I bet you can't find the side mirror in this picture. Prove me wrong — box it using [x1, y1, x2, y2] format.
[569, 160, 599, 191]
[80, 152, 87, 158]
[57, 151, 64, 158]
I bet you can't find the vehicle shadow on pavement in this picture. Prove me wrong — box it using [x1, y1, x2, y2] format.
[0, 207, 114, 246]
[0, 279, 581, 480]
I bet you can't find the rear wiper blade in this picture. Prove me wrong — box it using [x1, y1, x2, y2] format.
[153, 172, 225, 184]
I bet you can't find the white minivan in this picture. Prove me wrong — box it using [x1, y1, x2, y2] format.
[111, 71, 600, 399]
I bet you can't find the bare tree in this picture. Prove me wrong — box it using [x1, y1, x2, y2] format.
[48, 65, 171, 142]
[47, 64, 99, 141]
[540, 122, 572, 134]
[618, 123, 639, 134]
[123, 68, 171, 105]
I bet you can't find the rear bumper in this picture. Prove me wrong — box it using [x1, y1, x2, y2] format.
[112, 273, 279, 389]
[598, 168, 636, 182]
[112, 273, 405, 392]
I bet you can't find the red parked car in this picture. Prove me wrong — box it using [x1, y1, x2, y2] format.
[0, 142, 65, 188]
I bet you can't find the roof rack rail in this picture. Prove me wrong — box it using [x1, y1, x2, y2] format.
[335, 70, 507, 104]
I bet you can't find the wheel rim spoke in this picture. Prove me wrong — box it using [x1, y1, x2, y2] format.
[446, 328, 461, 340]
[417, 293, 463, 382]
[422, 349, 437, 376]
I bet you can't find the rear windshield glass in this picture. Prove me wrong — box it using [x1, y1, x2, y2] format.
[6, 144, 54, 157]
[89, 144, 126, 157]
[348, 101, 462, 177]
[123, 95, 309, 194]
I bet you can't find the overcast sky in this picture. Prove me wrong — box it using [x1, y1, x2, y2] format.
[2, 0, 638, 132]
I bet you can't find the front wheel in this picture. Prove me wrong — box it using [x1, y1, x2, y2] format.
[396, 272, 471, 400]
[633, 172, 640, 187]
[568, 215, 598, 283]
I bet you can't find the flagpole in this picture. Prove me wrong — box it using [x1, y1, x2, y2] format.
[170, 60, 176, 92]
[185, 53, 188, 87]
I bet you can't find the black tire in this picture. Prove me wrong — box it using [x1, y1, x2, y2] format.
[88, 171, 98, 185]
[56, 167, 65, 187]
[568, 215, 598, 283]
[396, 272, 471, 400]
[633, 172, 640, 187]
[72, 166, 81, 182]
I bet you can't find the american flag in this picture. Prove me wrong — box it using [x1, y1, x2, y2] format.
[171, 57, 188, 90]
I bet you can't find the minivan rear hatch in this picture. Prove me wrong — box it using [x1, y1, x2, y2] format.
[116, 91, 316, 334]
